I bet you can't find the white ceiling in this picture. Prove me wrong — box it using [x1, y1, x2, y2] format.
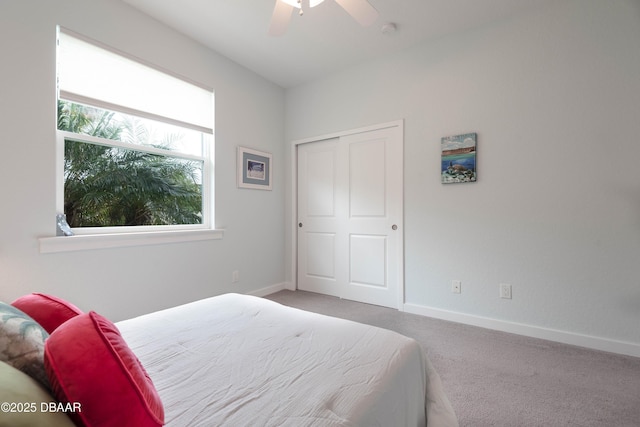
[120, 0, 548, 88]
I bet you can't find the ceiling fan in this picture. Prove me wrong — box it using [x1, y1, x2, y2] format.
[269, 0, 379, 36]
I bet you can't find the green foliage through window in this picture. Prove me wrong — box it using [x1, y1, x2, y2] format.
[58, 101, 204, 227]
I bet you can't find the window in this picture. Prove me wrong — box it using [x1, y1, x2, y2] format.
[56, 28, 214, 235]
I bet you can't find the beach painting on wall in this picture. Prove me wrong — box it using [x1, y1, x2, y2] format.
[237, 146, 272, 190]
[441, 133, 477, 184]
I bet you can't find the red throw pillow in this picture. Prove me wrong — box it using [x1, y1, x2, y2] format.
[44, 312, 164, 427]
[11, 293, 83, 334]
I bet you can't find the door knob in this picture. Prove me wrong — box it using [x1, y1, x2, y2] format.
[391, 224, 398, 230]
[299, 222, 303, 228]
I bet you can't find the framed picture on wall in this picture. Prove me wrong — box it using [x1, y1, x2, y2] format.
[237, 146, 272, 190]
[441, 133, 477, 184]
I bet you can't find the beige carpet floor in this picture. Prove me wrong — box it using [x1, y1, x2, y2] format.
[266, 290, 640, 427]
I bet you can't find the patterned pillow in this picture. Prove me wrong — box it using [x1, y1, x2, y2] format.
[0, 302, 50, 390]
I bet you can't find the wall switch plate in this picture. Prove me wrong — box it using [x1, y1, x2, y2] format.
[500, 283, 512, 299]
[451, 280, 462, 294]
[232, 270, 239, 283]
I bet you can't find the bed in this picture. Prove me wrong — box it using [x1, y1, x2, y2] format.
[2, 292, 457, 427]
[117, 293, 457, 426]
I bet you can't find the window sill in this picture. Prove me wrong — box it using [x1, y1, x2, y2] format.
[39, 229, 224, 253]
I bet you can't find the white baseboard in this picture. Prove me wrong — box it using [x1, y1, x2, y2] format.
[403, 303, 640, 358]
[246, 282, 289, 297]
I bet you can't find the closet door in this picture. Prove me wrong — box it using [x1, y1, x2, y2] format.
[297, 124, 403, 308]
[297, 137, 344, 298]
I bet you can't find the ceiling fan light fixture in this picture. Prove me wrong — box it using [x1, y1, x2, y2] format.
[270, 0, 378, 36]
[281, 0, 325, 8]
[281, 0, 301, 9]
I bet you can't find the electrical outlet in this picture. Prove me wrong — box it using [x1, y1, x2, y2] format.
[500, 283, 512, 299]
[232, 270, 239, 283]
[451, 280, 461, 294]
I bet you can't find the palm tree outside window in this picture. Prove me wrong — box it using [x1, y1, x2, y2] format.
[56, 28, 213, 232]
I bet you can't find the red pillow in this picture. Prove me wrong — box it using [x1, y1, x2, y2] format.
[11, 293, 83, 334]
[44, 312, 164, 427]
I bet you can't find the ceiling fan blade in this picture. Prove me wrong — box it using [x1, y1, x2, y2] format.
[334, 0, 379, 27]
[269, 0, 294, 36]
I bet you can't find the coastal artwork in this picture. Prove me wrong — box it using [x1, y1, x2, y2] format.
[441, 133, 477, 184]
[237, 146, 272, 190]
[247, 160, 266, 180]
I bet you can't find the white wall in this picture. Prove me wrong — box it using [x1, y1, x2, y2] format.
[0, 0, 285, 321]
[285, 0, 640, 354]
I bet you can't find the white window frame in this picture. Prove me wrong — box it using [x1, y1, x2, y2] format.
[56, 129, 214, 234]
[40, 29, 222, 253]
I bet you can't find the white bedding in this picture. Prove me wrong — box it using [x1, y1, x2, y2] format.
[116, 293, 457, 427]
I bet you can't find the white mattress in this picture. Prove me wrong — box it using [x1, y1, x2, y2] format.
[117, 293, 457, 427]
